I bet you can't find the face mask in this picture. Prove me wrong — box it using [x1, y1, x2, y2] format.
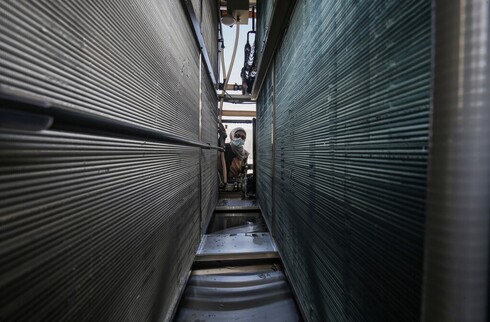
[232, 138, 245, 147]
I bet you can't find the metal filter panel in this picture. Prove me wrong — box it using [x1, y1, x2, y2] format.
[0, 0, 219, 320]
[200, 57, 219, 234]
[256, 66, 274, 227]
[257, 0, 431, 320]
[201, 0, 219, 76]
[0, 130, 200, 321]
[0, 0, 199, 137]
[256, 0, 275, 55]
[199, 0, 220, 235]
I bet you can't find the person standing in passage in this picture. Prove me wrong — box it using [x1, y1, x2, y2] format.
[221, 127, 249, 182]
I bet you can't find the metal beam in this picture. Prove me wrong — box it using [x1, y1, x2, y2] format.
[219, 83, 243, 91]
[220, 94, 254, 103]
[220, 10, 255, 19]
[222, 119, 254, 124]
[221, 110, 256, 117]
[251, 0, 298, 99]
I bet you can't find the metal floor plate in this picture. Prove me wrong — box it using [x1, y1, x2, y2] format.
[211, 222, 267, 234]
[216, 199, 259, 211]
[196, 233, 278, 261]
[174, 268, 301, 322]
[207, 212, 268, 234]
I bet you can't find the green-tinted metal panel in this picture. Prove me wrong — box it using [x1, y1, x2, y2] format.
[256, 66, 274, 226]
[257, 0, 431, 320]
[256, 0, 275, 55]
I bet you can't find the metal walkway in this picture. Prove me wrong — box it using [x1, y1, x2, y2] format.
[174, 200, 301, 321]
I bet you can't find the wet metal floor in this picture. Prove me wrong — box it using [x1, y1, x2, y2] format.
[174, 199, 302, 321]
[206, 212, 267, 234]
[196, 233, 279, 262]
[174, 266, 300, 322]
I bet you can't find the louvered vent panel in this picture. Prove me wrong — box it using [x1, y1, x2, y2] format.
[0, 131, 200, 321]
[201, 0, 219, 75]
[0, 0, 199, 138]
[256, 67, 274, 226]
[256, 0, 275, 55]
[200, 60, 219, 233]
[257, 0, 431, 320]
[0, 0, 220, 321]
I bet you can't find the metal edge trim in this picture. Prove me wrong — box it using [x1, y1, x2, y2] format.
[181, 0, 218, 88]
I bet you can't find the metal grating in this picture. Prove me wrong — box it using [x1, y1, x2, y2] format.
[256, 0, 275, 55]
[257, 0, 431, 320]
[200, 57, 219, 234]
[201, 0, 219, 76]
[0, 0, 199, 138]
[0, 131, 200, 321]
[256, 66, 274, 227]
[0, 0, 220, 320]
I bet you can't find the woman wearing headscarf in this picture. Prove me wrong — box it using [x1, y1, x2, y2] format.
[221, 127, 249, 182]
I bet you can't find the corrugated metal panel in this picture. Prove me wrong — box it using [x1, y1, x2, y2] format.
[256, 66, 274, 227]
[0, 0, 199, 138]
[0, 130, 200, 321]
[200, 58, 219, 233]
[257, 0, 431, 320]
[0, 0, 220, 320]
[256, 0, 275, 55]
[189, 0, 218, 79]
[201, 0, 219, 76]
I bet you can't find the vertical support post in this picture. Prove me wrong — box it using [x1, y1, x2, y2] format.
[422, 1, 489, 321]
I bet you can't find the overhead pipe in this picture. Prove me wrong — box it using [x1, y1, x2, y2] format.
[422, 1, 489, 321]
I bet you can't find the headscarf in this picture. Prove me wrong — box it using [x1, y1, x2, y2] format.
[229, 127, 249, 160]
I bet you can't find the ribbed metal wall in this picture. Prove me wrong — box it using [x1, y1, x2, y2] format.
[256, 0, 275, 55]
[200, 58, 219, 233]
[0, 0, 200, 137]
[256, 67, 274, 227]
[0, 0, 219, 321]
[190, 0, 218, 77]
[257, 0, 431, 321]
[201, 0, 219, 75]
[0, 131, 200, 321]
